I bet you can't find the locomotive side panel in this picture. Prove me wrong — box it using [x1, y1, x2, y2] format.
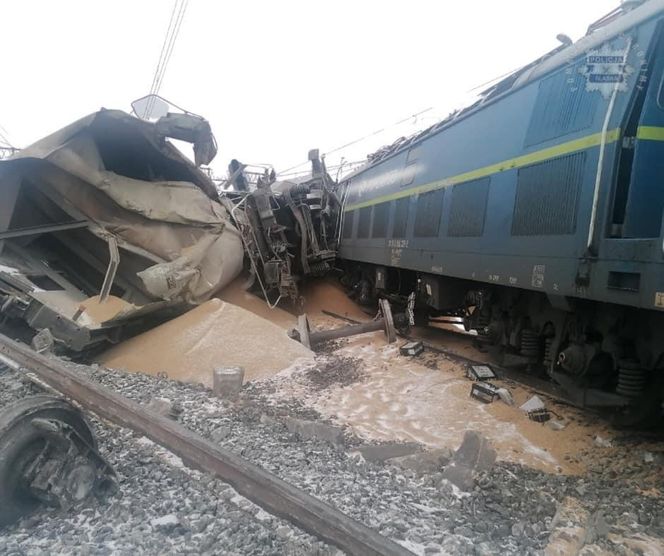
[340, 22, 664, 311]
[337, 9, 664, 418]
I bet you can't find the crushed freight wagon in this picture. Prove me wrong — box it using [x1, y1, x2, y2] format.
[0, 107, 341, 352]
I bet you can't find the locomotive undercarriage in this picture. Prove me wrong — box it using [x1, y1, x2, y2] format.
[343, 262, 664, 425]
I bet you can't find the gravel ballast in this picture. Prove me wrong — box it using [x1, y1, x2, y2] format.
[1, 360, 663, 555]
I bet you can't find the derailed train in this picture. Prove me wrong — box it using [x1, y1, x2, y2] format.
[336, 0, 664, 423]
[3, 2, 664, 426]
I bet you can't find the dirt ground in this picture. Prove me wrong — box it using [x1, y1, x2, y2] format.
[223, 279, 664, 484]
[97, 297, 313, 386]
[102, 277, 663, 484]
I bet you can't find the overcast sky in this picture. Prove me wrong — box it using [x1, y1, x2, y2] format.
[1, 0, 617, 178]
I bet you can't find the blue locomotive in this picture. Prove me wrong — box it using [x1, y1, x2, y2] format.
[337, 0, 664, 422]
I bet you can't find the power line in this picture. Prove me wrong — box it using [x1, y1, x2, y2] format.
[0, 122, 14, 148]
[151, 1, 188, 103]
[145, 2, 180, 118]
[277, 160, 366, 179]
[277, 107, 433, 176]
[145, 0, 190, 118]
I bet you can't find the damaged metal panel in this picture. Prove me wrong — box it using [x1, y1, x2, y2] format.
[221, 150, 340, 305]
[0, 110, 243, 350]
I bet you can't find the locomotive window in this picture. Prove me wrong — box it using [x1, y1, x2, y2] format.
[414, 189, 444, 237]
[341, 210, 355, 239]
[371, 202, 389, 238]
[357, 206, 371, 238]
[392, 197, 410, 238]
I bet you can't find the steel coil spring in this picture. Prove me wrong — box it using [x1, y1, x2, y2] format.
[520, 329, 540, 359]
[543, 337, 555, 366]
[616, 359, 648, 398]
[475, 312, 492, 344]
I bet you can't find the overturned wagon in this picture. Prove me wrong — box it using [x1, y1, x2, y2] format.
[0, 110, 244, 351]
[0, 108, 341, 352]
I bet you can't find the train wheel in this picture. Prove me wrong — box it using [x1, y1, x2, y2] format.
[0, 396, 97, 527]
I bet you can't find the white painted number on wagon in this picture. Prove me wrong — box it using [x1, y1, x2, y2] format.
[655, 292, 664, 308]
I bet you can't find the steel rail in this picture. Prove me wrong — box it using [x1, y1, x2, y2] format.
[0, 333, 412, 556]
[320, 310, 575, 407]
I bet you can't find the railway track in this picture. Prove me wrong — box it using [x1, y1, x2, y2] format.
[0, 332, 413, 556]
[321, 309, 575, 409]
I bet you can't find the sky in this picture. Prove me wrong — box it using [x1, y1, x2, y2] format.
[1, 0, 618, 179]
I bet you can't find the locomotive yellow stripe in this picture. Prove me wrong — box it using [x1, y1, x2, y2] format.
[344, 128, 622, 212]
[636, 126, 664, 141]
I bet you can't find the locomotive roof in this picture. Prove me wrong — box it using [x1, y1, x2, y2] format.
[350, 0, 664, 179]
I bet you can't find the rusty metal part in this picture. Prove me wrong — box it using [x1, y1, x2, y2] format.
[321, 309, 362, 325]
[294, 299, 397, 349]
[99, 236, 120, 304]
[0, 334, 412, 556]
[0, 395, 115, 527]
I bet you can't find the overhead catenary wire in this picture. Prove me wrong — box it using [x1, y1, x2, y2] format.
[0, 123, 14, 148]
[144, 1, 180, 118]
[277, 160, 366, 179]
[276, 54, 546, 179]
[145, 0, 190, 119]
[277, 107, 433, 177]
[150, 0, 189, 108]
[146, 0, 189, 118]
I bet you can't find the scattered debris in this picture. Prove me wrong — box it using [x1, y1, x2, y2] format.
[441, 463, 476, 492]
[450, 430, 497, 471]
[593, 435, 613, 448]
[3, 348, 663, 554]
[527, 408, 551, 423]
[357, 442, 421, 463]
[496, 387, 515, 406]
[291, 299, 398, 349]
[519, 395, 546, 413]
[304, 356, 364, 390]
[30, 329, 54, 354]
[387, 447, 453, 475]
[467, 364, 496, 381]
[470, 381, 500, 403]
[213, 366, 245, 399]
[399, 341, 424, 356]
[284, 417, 345, 448]
[546, 419, 568, 431]
[544, 497, 589, 556]
[442, 431, 496, 491]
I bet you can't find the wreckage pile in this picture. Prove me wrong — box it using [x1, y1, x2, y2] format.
[2, 355, 663, 555]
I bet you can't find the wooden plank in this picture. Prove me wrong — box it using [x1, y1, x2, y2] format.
[0, 334, 413, 556]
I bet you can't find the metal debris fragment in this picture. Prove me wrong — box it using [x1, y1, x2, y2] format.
[470, 382, 500, 404]
[399, 341, 424, 356]
[467, 364, 497, 381]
